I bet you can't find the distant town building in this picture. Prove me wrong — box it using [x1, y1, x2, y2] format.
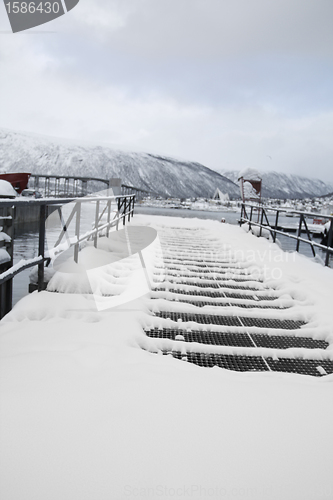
[213, 188, 230, 203]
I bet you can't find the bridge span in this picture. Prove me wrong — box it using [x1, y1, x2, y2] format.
[29, 174, 160, 199]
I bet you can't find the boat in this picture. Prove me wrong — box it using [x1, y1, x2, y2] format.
[0, 173, 31, 194]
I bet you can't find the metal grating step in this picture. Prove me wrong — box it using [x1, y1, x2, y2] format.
[265, 357, 333, 376]
[155, 311, 305, 330]
[165, 288, 281, 301]
[145, 328, 328, 349]
[163, 351, 269, 371]
[151, 297, 290, 310]
[155, 266, 249, 275]
[155, 267, 251, 276]
[155, 281, 262, 291]
[157, 275, 261, 284]
[162, 258, 239, 267]
[159, 351, 333, 376]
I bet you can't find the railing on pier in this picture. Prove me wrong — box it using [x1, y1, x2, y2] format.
[0, 194, 135, 319]
[240, 203, 333, 266]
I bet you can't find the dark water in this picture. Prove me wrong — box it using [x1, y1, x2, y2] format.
[10, 206, 331, 306]
[12, 223, 39, 306]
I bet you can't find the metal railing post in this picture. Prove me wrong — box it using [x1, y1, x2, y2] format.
[37, 204, 46, 292]
[273, 211, 279, 243]
[123, 198, 126, 226]
[325, 220, 333, 267]
[117, 198, 121, 230]
[296, 214, 303, 253]
[74, 201, 81, 263]
[94, 200, 100, 248]
[249, 205, 253, 230]
[0, 207, 14, 317]
[107, 199, 111, 237]
[259, 206, 264, 237]
[128, 197, 132, 222]
[240, 203, 244, 225]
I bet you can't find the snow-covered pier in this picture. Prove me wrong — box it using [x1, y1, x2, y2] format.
[1, 214, 333, 500]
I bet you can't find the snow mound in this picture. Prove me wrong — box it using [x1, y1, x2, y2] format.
[0, 179, 17, 198]
[238, 167, 262, 181]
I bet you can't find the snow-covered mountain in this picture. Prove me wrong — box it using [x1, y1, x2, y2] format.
[220, 169, 333, 199]
[0, 128, 240, 199]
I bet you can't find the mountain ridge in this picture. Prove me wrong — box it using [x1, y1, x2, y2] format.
[0, 127, 332, 199]
[0, 128, 239, 199]
[220, 169, 333, 199]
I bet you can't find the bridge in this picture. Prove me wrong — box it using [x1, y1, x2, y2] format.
[29, 173, 161, 199]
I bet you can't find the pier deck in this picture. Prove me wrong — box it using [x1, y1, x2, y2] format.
[1, 214, 333, 500]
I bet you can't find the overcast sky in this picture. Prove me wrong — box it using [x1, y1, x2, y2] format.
[1, 0, 333, 180]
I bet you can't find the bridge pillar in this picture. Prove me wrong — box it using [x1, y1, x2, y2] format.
[109, 178, 122, 196]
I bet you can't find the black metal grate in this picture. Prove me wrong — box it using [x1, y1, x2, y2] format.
[145, 328, 328, 349]
[155, 266, 249, 276]
[162, 258, 240, 267]
[159, 351, 333, 376]
[163, 351, 269, 372]
[155, 273, 259, 283]
[265, 357, 333, 376]
[155, 281, 262, 291]
[164, 288, 281, 301]
[151, 297, 290, 310]
[155, 311, 305, 330]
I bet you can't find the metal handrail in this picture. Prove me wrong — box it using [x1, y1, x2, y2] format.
[243, 202, 333, 221]
[240, 202, 333, 267]
[0, 194, 135, 318]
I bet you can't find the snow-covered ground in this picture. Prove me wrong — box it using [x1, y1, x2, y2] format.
[1, 214, 333, 500]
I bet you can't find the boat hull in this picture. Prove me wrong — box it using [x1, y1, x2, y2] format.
[0, 173, 31, 194]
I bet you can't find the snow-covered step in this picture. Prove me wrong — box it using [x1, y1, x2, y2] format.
[158, 287, 282, 301]
[159, 351, 333, 377]
[154, 272, 262, 282]
[155, 311, 305, 330]
[145, 327, 328, 350]
[151, 295, 292, 309]
[154, 281, 265, 291]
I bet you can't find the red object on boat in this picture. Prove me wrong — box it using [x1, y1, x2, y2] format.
[0, 173, 31, 194]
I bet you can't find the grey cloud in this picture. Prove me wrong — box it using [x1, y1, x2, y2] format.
[80, 0, 333, 58]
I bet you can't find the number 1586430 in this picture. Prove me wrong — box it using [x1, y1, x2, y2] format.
[5, 2, 60, 14]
